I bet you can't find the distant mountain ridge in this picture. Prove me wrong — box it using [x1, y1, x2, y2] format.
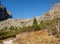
[0, 3, 60, 29]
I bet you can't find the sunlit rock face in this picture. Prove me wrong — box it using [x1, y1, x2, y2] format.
[0, 4, 12, 21]
[49, 3, 60, 18]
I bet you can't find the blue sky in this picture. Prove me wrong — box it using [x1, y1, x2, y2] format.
[1, 0, 60, 19]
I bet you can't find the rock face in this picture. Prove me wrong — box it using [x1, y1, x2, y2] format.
[0, 3, 12, 21]
[49, 3, 60, 18]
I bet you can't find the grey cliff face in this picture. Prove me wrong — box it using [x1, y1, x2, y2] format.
[0, 3, 12, 21]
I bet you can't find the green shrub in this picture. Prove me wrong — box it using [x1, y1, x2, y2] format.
[32, 17, 40, 31]
[39, 21, 45, 29]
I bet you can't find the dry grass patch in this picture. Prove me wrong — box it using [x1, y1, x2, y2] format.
[13, 30, 60, 44]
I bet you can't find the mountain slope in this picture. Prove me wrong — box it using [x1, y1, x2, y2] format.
[13, 30, 60, 44]
[49, 3, 60, 18]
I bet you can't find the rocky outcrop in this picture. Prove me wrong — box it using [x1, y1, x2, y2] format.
[49, 3, 60, 18]
[0, 3, 12, 21]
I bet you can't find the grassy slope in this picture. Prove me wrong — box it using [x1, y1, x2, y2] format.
[0, 17, 60, 44]
[13, 30, 60, 44]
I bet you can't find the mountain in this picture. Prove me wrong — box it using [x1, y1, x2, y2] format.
[0, 3, 60, 29]
[49, 3, 60, 18]
[0, 3, 12, 21]
[0, 3, 60, 44]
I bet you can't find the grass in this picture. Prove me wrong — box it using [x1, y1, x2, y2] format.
[13, 30, 60, 44]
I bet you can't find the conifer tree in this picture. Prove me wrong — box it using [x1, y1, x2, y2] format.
[33, 17, 40, 31]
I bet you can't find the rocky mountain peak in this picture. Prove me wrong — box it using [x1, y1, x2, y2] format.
[0, 3, 12, 21]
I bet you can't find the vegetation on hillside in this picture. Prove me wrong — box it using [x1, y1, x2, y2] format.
[0, 17, 60, 44]
[0, 18, 40, 40]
